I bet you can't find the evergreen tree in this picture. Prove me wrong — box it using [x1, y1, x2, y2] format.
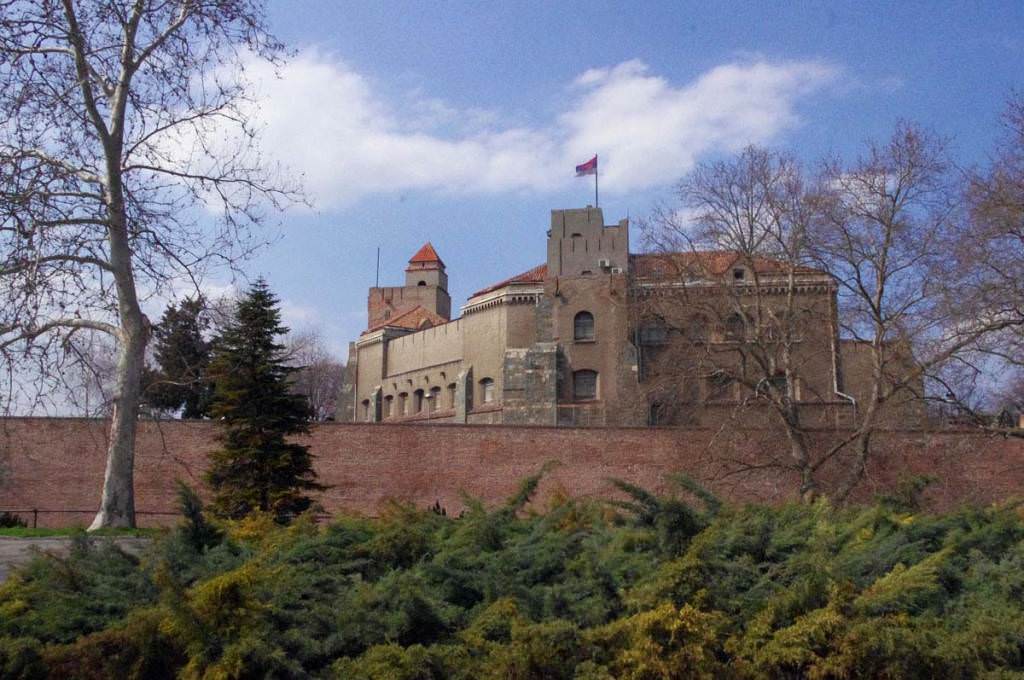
[144, 297, 214, 418]
[206, 279, 323, 522]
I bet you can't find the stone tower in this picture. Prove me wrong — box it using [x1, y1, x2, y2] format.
[367, 242, 452, 329]
[546, 207, 629, 279]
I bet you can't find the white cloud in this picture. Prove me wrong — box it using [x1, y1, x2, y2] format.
[236, 51, 837, 208]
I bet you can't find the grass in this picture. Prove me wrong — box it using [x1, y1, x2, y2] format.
[0, 526, 165, 538]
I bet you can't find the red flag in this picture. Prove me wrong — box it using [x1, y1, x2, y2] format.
[575, 155, 598, 176]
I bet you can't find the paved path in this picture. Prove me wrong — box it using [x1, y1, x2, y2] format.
[0, 537, 151, 582]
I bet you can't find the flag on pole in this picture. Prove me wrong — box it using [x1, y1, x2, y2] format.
[575, 155, 598, 176]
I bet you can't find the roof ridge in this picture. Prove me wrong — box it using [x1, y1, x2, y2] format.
[409, 242, 443, 265]
[470, 263, 547, 298]
[363, 304, 426, 334]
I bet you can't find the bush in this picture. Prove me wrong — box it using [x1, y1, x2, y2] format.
[0, 511, 27, 528]
[2, 478, 1024, 677]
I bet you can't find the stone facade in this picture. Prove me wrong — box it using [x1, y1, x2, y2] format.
[338, 207, 917, 427]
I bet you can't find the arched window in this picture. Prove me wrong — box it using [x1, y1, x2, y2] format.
[397, 392, 408, 416]
[361, 399, 371, 421]
[724, 313, 747, 342]
[479, 377, 495, 404]
[383, 395, 393, 419]
[573, 370, 598, 401]
[417, 280, 427, 287]
[447, 383, 457, 409]
[648, 401, 664, 426]
[574, 311, 595, 341]
[429, 386, 442, 413]
[413, 389, 424, 413]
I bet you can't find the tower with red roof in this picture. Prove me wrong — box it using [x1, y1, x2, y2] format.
[366, 242, 452, 331]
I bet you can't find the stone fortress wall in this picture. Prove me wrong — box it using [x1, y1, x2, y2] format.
[1, 418, 1020, 528]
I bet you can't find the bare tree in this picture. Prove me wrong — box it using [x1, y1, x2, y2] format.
[285, 329, 345, 422]
[66, 331, 119, 417]
[639, 147, 838, 501]
[811, 122, 1022, 499]
[939, 94, 1024, 434]
[0, 1, 300, 527]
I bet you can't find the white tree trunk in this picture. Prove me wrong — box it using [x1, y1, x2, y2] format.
[89, 158, 147, 529]
[88, 319, 145, 529]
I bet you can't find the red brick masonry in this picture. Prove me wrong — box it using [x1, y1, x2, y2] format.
[1, 418, 1022, 527]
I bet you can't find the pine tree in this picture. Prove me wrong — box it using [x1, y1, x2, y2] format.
[206, 279, 323, 522]
[144, 297, 214, 418]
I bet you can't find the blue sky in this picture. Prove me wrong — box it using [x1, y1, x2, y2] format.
[242, 1, 1024, 355]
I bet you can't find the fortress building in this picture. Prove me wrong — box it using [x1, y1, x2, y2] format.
[337, 207, 919, 427]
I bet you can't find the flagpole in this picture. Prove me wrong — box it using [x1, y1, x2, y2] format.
[595, 162, 599, 207]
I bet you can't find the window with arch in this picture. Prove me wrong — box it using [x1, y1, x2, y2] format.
[479, 377, 495, 404]
[361, 399, 371, 422]
[429, 386, 442, 412]
[413, 389, 425, 413]
[648, 401, 665, 426]
[724, 313, 747, 342]
[397, 392, 408, 416]
[383, 395, 393, 419]
[417, 280, 426, 287]
[574, 311, 595, 341]
[447, 383, 457, 409]
[573, 370, 598, 401]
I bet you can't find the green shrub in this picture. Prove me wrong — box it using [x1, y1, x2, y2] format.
[0, 511, 27, 528]
[3, 478, 1024, 677]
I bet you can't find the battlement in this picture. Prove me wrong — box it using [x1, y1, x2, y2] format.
[546, 207, 629, 278]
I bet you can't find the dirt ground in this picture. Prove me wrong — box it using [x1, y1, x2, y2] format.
[0, 536, 151, 582]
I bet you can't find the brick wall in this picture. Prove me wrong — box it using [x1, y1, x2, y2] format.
[0, 418, 1021, 527]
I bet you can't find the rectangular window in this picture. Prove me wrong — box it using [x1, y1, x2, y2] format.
[639, 321, 667, 345]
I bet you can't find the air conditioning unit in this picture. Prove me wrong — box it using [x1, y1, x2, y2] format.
[609, 267, 623, 274]
[598, 258, 612, 269]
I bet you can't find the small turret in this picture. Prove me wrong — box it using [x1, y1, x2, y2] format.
[405, 242, 448, 291]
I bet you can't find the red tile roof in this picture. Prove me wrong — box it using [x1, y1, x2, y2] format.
[631, 251, 823, 279]
[464, 251, 822, 304]
[470, 264, 547, 298]
[363, 305, 448, 334]
[408, 242, 444, 266]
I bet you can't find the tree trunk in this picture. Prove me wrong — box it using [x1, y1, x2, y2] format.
[784, 425, 817, 504]
[834, 430, 872, 503]
[89, 318, 146, 529]
[89, 152, 147, 529]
